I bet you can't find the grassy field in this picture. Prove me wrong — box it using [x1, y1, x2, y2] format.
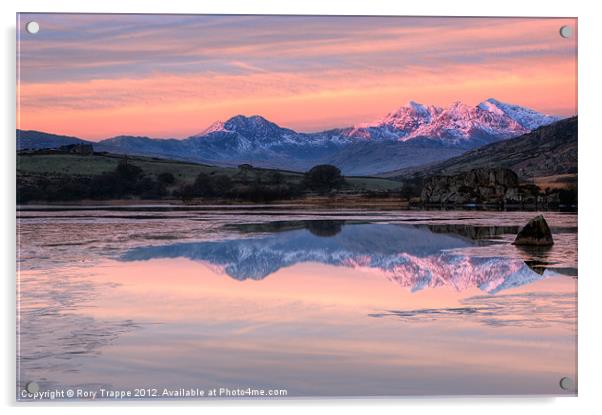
[17, 153, 238, 182]
[17, 152, 402, 192]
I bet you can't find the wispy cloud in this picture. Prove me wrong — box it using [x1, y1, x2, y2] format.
[17, 14, 577, 139]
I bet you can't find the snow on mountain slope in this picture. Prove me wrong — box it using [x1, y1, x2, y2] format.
[191, 114, 329, 147]
[478, 98, 561, 130]
[193, 115, 294, 140]
[346, 99, 559, 145]
[408, 101, 526, 144]
[347, 101, 439, 139]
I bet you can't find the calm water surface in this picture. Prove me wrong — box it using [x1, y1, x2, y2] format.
[17, 206, 577, 399]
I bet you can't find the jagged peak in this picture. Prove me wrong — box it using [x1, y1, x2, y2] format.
[193, 114, 282, 138]
[407, 100, 426, 111]
[221, 114, 285, 134]
[385, 100, 430, 117]
[484, 97, 502, 105]
[448, 100, 472, 110]
[225, 114, 274, 125]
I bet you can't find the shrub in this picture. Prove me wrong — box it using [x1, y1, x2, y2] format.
[211, 175, 233, 195]
[303, 165, 345, 193]
[157, 172, 176, 185]
[192, 173, 214, 196]
[115, 160, 143, 180]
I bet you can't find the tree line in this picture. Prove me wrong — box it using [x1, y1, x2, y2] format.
[17, 162, 351, 203]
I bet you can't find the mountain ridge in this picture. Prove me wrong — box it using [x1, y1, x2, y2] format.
[17, 99, 563, 176]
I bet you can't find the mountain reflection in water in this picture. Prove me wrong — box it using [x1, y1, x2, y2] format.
[120, 222, 561, 294]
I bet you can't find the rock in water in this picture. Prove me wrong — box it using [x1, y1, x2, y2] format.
[513, 215, 554, 246]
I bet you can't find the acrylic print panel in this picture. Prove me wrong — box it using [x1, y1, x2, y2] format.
[16, 14, 577, 400]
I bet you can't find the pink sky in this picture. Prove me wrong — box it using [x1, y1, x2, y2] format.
[17, 15, 577, 140]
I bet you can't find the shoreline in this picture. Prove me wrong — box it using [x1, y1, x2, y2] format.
[16, 196, 577, 212]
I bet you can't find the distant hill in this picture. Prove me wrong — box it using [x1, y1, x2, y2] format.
[318, 138, 467, 176]
[382, 117, 577, 180]
[17, 130, 90, 150]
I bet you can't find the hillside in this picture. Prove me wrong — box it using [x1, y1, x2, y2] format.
[17, 130, 89, 150]
[382, 117, 577, 180]
[17, 152, 237, 182]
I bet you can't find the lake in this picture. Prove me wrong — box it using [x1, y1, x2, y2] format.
[16, 206, 577, 399]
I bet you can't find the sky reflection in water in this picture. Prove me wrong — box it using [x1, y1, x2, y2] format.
[17, 212, 577, 398]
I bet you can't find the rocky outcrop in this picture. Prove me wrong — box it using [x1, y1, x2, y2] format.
[421, 168, 521, 204]
[513, 215, 554, 246]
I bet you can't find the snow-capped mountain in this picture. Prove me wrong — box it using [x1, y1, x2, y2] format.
[18, 98, 563, 175]
[193, 115, 296, 143]
[346, 101, 439, 140]
[188, 98, 558, 148]
[346, 98, 560, 145]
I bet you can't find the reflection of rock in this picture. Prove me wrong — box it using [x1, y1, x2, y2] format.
[121, 223, 550, 293]
[524, 260, 548, 275]
[513, 215, 554, 246]
[514, 244, 553, 266]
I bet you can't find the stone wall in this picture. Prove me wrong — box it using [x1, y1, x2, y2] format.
[58, 143, 94, 155]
